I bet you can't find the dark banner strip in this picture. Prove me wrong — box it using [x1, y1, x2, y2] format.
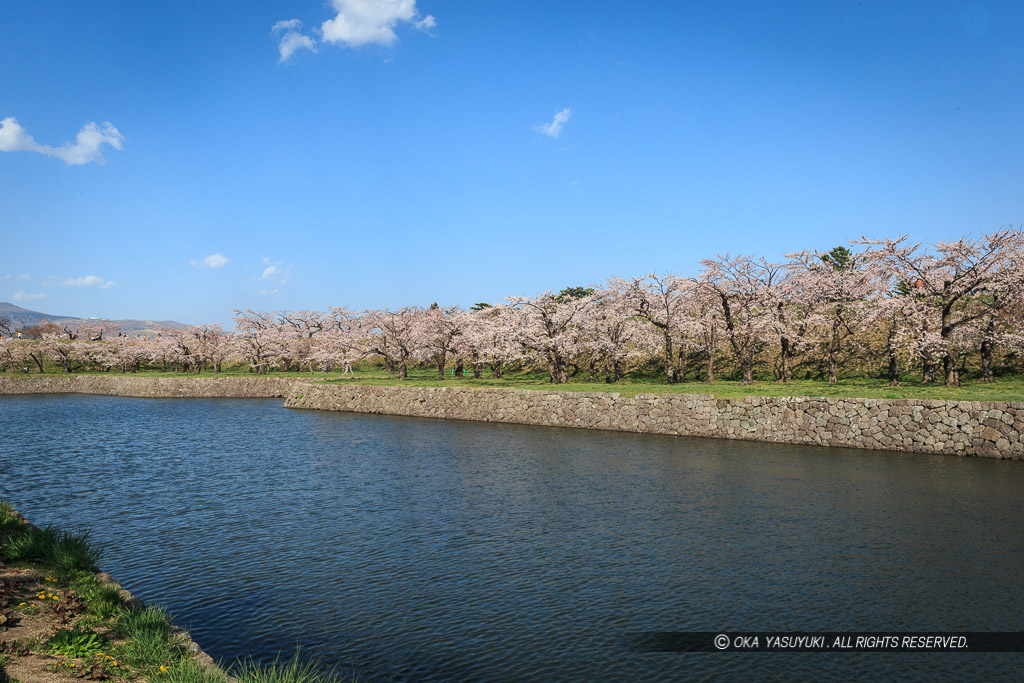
[630, 632, 1024, 653]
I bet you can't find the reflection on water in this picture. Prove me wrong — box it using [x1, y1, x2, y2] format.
[1, 395, 1022, 681]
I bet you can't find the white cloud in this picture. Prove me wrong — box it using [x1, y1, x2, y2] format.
[272, 19, 303, 32]
[535, 108, 573, 139]
[321, 0, 433, 48]
[0, 117, 124, 165]
[413, 14, 436, 32]
[190, 253, 229, 269]
[12, 291, 45, 302]
[271, 1, 435, 61]
[256, 258, 291, 289]
[259, 258, 288, 282]
[272, 19, 318, 62]
[279, 31, 318, 62]
[64, 275, 114, 289]
[17, 273, 30, 281]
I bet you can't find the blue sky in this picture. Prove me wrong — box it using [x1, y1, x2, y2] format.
[1, 1, 1021, 326]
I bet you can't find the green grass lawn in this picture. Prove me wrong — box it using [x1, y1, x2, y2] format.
[315, 367, 1024, 402]
[7, 366, 1024, 402]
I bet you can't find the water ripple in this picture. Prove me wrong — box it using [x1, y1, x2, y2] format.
[2, 395, 1023, 681]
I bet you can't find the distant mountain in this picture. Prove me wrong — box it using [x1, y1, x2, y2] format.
[0, 301, 75, 324]
[0, 302, 188, 336]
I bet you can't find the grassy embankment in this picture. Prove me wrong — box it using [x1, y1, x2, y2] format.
[313, 367, 1024, 402]
[0, 501, 353, 683]
[6, 365, 1024, 402]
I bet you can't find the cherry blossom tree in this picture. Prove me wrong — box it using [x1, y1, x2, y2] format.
[615, 273, 695, 384]
[232, 309, 288, 374]
[107, 334, 149, 373]
[0, 337, 32, 372]
[464, 304, 522, 379]
[785, 246, 880, 383]
[856, 229, 1020, 386]
[507, 290, 595, 384]
[36, 322, 79, 373]
[691, 285, 723, 383]
[698, 255, 774, 384]
[197, 325, 230, 373]
[363, 308, 423, 380]
[308, 307, 367, 374]
[582, 285, 654, 383]
[417, 305, 467, 380]
[278, 310, 329, 374]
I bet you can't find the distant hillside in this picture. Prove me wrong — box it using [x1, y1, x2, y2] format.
[0, 302, 188, 336]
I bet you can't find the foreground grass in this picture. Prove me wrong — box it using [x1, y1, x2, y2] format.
[0, 501, 355, 683]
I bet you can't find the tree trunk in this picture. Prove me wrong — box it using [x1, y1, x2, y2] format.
[887, 319, 900, 387]
[828, 314, 841, 384]
[780, 337, 793, 383]
[741, 361, 753, 385]
[611, 359, 622, 383]
[663, 332, 677, 384]
[455, 357, 464, 378]
[30, 352, 44, 373]
[921, 355, 936, 384]
[704, 341, 715, 383]
[437, 351, 446, 380]
[979, 319, 995, 382]
[943, 352, 960, 387]
[549, 353, 569, 384]
[940, 298, 959, 387]
[398, 359, 407, 380]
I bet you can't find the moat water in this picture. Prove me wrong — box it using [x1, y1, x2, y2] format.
[1, 395, 1022, 681]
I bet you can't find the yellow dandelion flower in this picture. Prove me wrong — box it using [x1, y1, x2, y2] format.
[18, 602, 26, 606]
[160, 665, 169, 672]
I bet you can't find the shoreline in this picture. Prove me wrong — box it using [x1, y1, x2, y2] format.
[0, 503, 231, 682]
[1, 375, 1021, 459]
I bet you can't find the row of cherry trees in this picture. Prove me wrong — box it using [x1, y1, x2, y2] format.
[3, 230, 1023, 387]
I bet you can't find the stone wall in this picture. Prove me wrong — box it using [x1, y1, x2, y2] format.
[285, 383, 1024, 459]
[0, 375, 301, 398]
[2, 375, 1021, 459]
